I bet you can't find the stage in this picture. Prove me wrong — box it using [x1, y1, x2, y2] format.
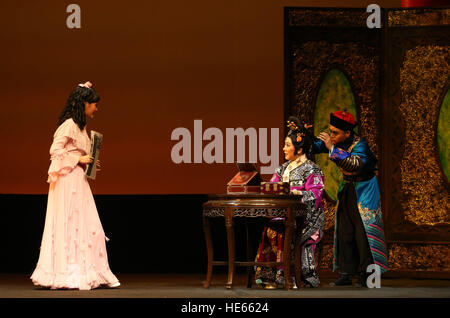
[1, 273, 449, 298]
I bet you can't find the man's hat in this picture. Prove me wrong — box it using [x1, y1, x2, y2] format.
[330, 108, 357, 132]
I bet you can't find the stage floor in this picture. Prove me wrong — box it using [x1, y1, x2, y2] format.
[1, 273, 449, 298]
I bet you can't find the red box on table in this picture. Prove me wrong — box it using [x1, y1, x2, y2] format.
[227, 163, 262, 194]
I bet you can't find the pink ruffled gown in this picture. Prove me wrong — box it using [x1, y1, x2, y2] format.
[31, 118, 119, 290]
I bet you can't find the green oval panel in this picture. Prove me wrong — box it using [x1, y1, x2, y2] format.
[437, 88, 450, 183]
[314, 69, 358, 201]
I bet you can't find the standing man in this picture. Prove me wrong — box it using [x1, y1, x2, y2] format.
[314, 109, 388, 287]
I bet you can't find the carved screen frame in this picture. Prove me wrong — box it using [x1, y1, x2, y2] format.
[385, 8, 450, 243]
[284, 6, 450, 275]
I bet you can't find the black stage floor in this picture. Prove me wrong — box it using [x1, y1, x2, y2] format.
[1, 273, 449, 298]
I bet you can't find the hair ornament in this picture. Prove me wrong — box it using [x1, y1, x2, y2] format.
[78, 81, 93, 89]
[287, 120, 299, 131]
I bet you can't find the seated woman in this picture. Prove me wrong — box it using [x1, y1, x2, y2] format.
[255, 116, 325, 288]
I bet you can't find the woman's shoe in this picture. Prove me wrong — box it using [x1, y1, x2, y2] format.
[275, 275, 285, 289]
[357, 272, 369, 288]
[263, 282, 277, 290]
[107, 281, 121, 288]
[255, 279, 277, 289]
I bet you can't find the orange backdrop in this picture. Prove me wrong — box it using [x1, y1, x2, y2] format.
[0, 0, 400, 194]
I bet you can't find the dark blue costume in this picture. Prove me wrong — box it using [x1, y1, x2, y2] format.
[314, 135, 388, 276]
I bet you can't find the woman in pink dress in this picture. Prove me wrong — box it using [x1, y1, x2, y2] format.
[31, 81, 120, 290]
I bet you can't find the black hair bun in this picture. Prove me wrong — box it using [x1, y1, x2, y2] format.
[287, 116, 306, 133]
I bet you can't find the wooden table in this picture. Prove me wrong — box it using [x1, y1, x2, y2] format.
[202, 194, 306, 290]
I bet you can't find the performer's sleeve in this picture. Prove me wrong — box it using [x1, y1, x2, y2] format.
[270, 165, 284, 182]
[270, 173, 281, 182]
[329, 142, 367, 172]
[290, 173, 324, 209]
[47, 122, 81, 183]
[312, 138, 329, 154]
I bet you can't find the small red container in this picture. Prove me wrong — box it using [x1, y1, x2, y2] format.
[260, 182, 290, 195]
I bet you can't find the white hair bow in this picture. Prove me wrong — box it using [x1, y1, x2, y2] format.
[78, 81, 93, 88]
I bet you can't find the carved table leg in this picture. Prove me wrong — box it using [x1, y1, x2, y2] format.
[245, 219, 253, 288]
[294, 235, 302, 289]
[283, 207, 294, 290]
[203, 215, 213, 289]
[225, 207, 235, 289]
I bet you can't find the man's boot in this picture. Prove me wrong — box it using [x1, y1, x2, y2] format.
[357, 271, 370, 288]
[329, 272, 353, 286]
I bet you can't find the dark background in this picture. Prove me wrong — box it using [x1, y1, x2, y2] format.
[1, 194, 274, 274]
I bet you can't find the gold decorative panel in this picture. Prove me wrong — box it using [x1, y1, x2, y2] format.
[320, 243, 450, 272]
[285, 7, 450, 277]
[318, 243, 334, 270]
[288, 9, 375, 28]
[388, 244, 450, 271]
[398, 45, 450, 225]
[388, 8, 450, 27]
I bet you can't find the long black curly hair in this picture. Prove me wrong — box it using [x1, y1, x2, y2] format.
[286, 116, 315, 160]
[58, 85, 100, 130]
